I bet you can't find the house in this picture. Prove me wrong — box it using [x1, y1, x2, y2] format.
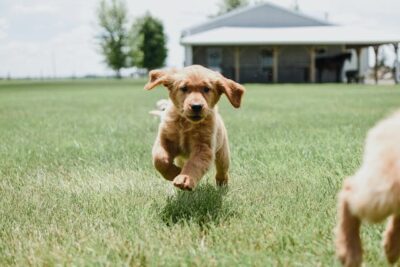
[181, 2, 400, 83]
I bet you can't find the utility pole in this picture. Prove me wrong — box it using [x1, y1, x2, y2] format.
[373, 46, 379, 85]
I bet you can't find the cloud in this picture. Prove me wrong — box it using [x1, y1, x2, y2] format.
[49, 25, 108, 76]
[0, 24, 108, 78]
[11, 3, 58, 15]
[0, 18, 8, 40]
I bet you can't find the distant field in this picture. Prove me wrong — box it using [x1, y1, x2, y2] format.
[0, 80, 399, 266]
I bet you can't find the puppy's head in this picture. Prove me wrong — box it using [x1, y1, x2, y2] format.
[145, 65, 245, 123]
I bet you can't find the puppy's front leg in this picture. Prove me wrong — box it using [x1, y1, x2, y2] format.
[152, 140, 181, 181]
[173, 145, 213, 190]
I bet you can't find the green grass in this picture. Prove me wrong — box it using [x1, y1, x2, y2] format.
[0, 80, 399, 266]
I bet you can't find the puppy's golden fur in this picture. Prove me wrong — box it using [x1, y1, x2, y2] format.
[145, 65, 245, 190]
[335, 110, 400, 267]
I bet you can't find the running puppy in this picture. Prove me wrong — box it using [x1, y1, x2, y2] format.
[335, 111, 400, 267]
[145, 65, 245, 190]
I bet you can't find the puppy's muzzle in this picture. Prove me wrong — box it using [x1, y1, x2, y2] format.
[188, 103, 204, 122]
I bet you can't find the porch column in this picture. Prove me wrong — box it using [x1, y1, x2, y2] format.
[309, 46, 316, 83]
[373, 45, 380, 84]
[273, 47, 279, 83]
[184, 45, 193, 66]
[234, 46, 240, 82]
[355, 47, 362, 83]
[394, 43, 399, 84]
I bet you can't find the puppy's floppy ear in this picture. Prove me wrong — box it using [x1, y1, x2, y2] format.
[144, 69, 172, 90]
[217, 77, 245, 108]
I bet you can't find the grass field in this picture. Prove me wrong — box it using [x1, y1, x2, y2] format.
[0, 80, 399, 266]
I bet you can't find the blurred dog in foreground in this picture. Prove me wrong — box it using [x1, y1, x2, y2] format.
[335, 111, 400, 267]
[145, 65, 245, 190]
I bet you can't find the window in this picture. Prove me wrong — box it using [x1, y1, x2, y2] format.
[207, 48, 222, 71]
[261, 50, 273, 70]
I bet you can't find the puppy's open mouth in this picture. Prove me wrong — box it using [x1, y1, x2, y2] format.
[188, 115, 203, 122]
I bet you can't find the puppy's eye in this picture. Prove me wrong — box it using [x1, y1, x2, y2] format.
[203, 87, 210, 93]
[180, 86, 188, 93]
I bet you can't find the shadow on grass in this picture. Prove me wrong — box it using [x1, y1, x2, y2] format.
[160, 184, 235, 227]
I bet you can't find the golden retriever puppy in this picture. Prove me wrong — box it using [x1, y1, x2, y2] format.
[145, 65, 245, 190]
[335, 110, 400, 267]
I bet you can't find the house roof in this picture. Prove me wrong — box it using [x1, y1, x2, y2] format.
[181, 26, 400, 46]
[182, 2, 331, 36]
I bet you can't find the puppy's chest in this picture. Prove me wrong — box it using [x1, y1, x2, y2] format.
[178, 130, 190, 156]
[176, 126, 213, 156]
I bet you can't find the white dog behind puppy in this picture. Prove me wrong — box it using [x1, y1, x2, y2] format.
[335, 110, 400, 267]
[149, 99, 170, 121]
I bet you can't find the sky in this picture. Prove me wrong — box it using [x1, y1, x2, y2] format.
[0, 0, 399, 78]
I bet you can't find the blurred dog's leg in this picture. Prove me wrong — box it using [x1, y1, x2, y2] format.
[383, 215, 400, 264]
[335, 190, 362, 267]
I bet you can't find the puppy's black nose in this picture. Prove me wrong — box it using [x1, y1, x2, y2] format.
[191, 104, 203, 113]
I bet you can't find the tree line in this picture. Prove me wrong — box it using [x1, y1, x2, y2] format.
[96, 0, 249, 78]
[97, 0, 167, 78]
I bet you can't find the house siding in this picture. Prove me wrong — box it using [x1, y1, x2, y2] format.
[278, 46, 310, 83]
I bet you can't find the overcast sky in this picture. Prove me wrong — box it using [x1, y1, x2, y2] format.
[0, 0, 399, 78]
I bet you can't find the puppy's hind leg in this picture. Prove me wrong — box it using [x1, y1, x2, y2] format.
[383, 215, 400, 264]
[335, 186, 363, 267]
[215, 139, 230, 187]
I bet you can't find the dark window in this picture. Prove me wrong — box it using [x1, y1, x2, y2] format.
[207, 48, 222, 72]
[261, 50, 273, 71]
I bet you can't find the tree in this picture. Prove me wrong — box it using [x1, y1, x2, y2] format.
[97, 0, 128, 78]
[129, 13, 167, 71]
[217, 0, 249, 15]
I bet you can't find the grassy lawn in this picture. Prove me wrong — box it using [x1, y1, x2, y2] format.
[0, 80, 399, 266]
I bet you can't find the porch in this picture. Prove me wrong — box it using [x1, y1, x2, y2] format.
[190, 45, 353, 83]
[182, 26, 400, 84]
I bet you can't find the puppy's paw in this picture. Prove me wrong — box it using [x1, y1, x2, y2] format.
[173, 174, 195, 191]
[215, 174, 229, 187]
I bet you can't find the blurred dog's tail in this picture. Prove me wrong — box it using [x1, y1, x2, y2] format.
[149, 110, 164, 117]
